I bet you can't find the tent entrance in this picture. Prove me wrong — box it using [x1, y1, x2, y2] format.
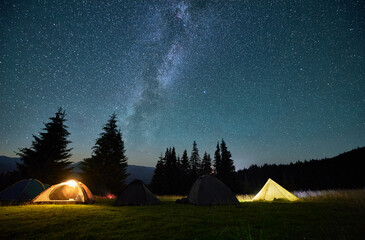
[49, 185, 78, 200]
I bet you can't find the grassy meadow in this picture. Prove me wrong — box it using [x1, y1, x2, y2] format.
[0, 190, 364, 240]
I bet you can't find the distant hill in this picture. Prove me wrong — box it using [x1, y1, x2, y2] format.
[0, 156, 155, 185]
[0, 156, 21, 173]
[70, 161, 155, 184]
[236, 147, 365, 193]
[125, 164, 155, 184]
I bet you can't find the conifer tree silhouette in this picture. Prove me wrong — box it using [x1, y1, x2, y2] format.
[81, 113, 128, 195]
[201, 152, 213, 175]
[150, 153, 166, 194]
[16, 108, 73, 184]
[189, 141, 201, 182]
[215, 139, 236, 191]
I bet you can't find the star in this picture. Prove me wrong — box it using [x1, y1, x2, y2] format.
[0, 0, 363, 169]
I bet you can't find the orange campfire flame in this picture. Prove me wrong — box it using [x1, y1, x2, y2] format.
[106, 193, 116, 199]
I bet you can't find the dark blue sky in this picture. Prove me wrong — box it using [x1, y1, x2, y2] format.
[1, 0, 364, 169]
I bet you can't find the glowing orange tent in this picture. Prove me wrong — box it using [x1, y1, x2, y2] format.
[33, 180, 94, 204]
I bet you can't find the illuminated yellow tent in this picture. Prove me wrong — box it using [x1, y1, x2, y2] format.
[252, 178, 299, 201]
[33, 180, 94, 204]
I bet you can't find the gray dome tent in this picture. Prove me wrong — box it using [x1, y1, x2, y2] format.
[114, 179, 160, 206]
[188, 175, 239, 205]
[0, 179, 47, 202]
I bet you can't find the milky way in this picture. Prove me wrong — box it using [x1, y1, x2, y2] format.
[123, 1, 193, 144]
[1, 0, 364, 169]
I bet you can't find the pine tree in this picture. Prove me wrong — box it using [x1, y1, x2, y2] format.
[219, 139, 236, 191]
[180, 149, 191, 194]
[165, 147, 179, 194]
[80, 113, 128, 195]
[16, 108, 73, 184]
[201, 152, 212, 175]
[189, 141, 201, 181]
[150, 153, 166, 194]
[214, 142, 221, 176]
[177, 154, 181, 168]
[180, 150, 190, 174]
[220, 139, 235, 174]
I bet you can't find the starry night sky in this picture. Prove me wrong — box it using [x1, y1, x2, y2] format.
[1, 0, 364, 169]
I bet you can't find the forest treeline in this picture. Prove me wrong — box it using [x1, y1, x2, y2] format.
[0, 108, 237, 195]
[150, 140, 236, 195]
[0, 108, 364, 195]
[235, 147, 365, 193]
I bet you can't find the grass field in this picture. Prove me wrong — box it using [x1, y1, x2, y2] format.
[1, 190, 364, 240]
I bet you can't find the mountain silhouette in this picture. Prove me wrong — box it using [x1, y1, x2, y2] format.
[0, 156, 155, 185]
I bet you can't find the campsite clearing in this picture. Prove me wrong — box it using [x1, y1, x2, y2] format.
[0, 191, 364, 240]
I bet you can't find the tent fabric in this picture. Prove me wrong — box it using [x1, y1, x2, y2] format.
[0, 179, 46, 202]
[114, 179, 160, 206]
[252, 178, 299, 201]
[188, 175, 239, 205]
[32, 180, 94, 204]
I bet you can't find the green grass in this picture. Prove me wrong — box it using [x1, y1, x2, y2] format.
[1, 190, 365, 240]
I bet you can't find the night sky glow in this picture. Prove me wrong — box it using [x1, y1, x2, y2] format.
[1, 1, 364, 169]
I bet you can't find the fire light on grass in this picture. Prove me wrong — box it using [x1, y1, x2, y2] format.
[157, 195, 184, 202]
[293, 189, 365, 203]
[105, 193, 116, 199]
[236, 195, 254, 202]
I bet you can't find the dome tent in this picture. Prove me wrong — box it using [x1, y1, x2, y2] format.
[252, 178, 299, 202]
[33, 180, 94, 204]
[114, 179, 160, 206]
[0, 179, 47, 202]
[188, 175, 239, 205]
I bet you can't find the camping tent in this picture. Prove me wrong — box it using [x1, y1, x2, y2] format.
[188, 175, 239, 205]
[114, 179, 160, 206]
[252, 178, 299, 201]
[33, 180, 94, 204]
[0, 179, 47, 202]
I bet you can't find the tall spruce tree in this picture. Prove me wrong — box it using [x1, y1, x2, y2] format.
[16, 108, 73, 184]
[213, 142, 221, 175]
[80, 113, 128, 195]
[189, 141, 201, 181]
[180, 149, 191, 194]
[220, 139, 235, 174]
[164, 147, 180, 194]
[201, 152, 212, 175]
[218, 139, 236, 191]
[177, 154, 181, 168]
[150, 153, 166, 194]
[180, 149, 190, 176]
